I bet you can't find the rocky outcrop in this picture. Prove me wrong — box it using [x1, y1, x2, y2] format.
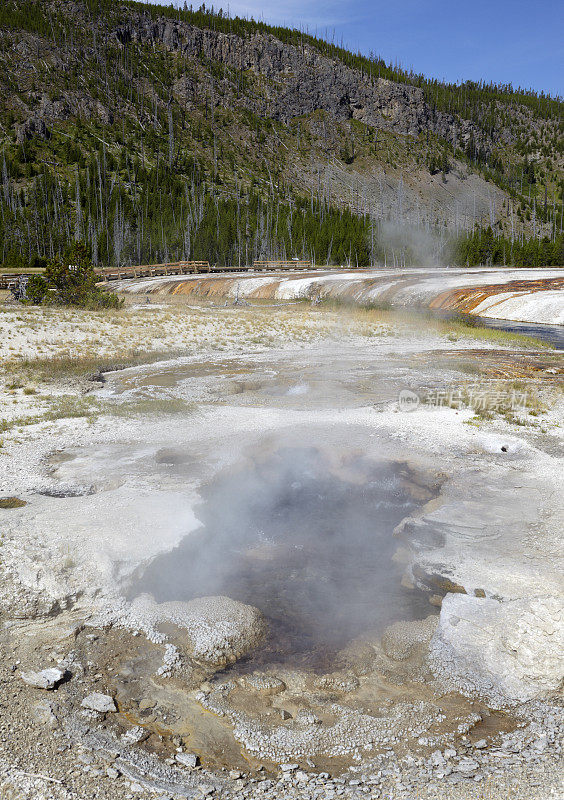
[24, 91, 114, 126]
[430, 594, 564, 706]
[111, 13, 491, 152]
[16, 116, 50, 144]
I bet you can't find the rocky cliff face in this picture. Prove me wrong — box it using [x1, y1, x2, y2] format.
[113, 14, 490, 152]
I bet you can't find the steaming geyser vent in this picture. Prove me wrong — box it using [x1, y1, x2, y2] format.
[135, 446, 436, 668]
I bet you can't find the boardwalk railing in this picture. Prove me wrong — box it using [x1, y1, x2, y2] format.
[95, 261, 211, 281]
[0, 273, 34, 290]
[253, 260, 312, 270]
[2, 260, 344, 291]
[94, 259, 317, 281]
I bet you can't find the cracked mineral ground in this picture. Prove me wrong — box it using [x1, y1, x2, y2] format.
[0, 283, 562, 800]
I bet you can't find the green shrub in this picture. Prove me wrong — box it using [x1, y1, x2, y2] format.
[28, 242, 122, 309]
[26, 274, 48, 303]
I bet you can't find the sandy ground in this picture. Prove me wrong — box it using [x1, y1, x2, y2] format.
[0, 295, 562, 800]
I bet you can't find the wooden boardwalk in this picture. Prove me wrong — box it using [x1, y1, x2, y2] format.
[0, 273, 34, 290]
[253, 260, 311, 269]
[1, 260, 330, 290]
[94, 259, 318, 281]
[95, 261, 211, 281]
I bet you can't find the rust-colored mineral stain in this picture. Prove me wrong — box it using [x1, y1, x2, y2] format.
[248, 280, 284, 299]
[430, 277, 564, 313]
[134, 271, 430, 303]
[170, 277, 239, 297]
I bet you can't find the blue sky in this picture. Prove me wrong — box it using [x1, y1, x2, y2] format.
[151, 0, 563, 96]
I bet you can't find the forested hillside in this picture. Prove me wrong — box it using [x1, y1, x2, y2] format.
[0, 0, 562, 267]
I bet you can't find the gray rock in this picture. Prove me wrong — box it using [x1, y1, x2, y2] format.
[32, 699, 59, 727]
[240, 673, 285, 695]
[428, 750, 445, 766]
[20, 667, 65, 690]
[121, 725, 148, 744]
[81, 692, 117, 713]
[455, 758, 480, 777]
[16, 116, 50, 144]
[435, 766, 453, 778]
[175, 752, 198, 768]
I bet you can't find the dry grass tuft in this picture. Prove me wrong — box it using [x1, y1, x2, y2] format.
[4, 349, 188, 383]
[0, 497, 27, 509]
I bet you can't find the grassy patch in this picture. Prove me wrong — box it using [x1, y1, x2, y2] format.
[456, 360, 483, 375]
[436, 319, 550, 349]
[0, 390, 197, 434]
[4, 349, 189, 384]
[0, 396, 101, 433]
[314, 296, 393, 318]
[0, 497, 27, 509]
[310, 297, 551, 349]
[426, 379, 553, 423]
[105, 396, 197, 417]
[45, 395, 101, 420]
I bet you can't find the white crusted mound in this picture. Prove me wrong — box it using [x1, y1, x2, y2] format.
[430, 594, 564, 706]
[130, 593, 267, 667]
[381, 615, 438, 661]
[119, 267, 564, 325]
